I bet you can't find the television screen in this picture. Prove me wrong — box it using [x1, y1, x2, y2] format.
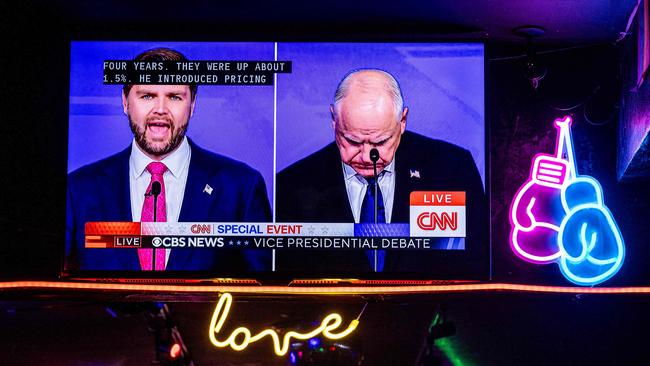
[64, 41, 487, 280]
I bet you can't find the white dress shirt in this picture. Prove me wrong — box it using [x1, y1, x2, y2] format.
[342, 158, 396, 223]
[129, 137, 191, 266]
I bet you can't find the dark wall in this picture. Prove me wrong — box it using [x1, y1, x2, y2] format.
[1, 5, 649, 285]
[488, 43, 650, 285]
[0, 4, 69, 278]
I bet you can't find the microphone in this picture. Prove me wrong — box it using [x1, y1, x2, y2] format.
[369, 149, 379, 164]
[145, 180, 164, 270]
[151, 181, 162, 196]
[150, 181, 162, 222]
[369, 148, 380, 272]
[369, 148, 380, 224]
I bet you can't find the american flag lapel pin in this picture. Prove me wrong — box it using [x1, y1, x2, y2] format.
[409, 169, 421, 179]
[203, 184, 213, 195]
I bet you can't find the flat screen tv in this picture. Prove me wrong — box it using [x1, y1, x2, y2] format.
[63, 41, 488, 282]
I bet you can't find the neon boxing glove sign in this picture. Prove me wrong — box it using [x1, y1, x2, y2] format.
[509, 116, 625, 285]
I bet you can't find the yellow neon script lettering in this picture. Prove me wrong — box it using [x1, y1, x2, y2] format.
[209, 293, 359, 356]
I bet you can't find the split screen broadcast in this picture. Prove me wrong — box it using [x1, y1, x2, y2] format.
[65, 42, 486, 275]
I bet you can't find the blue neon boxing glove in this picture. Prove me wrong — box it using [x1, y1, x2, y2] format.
[557, 177, 625, 285]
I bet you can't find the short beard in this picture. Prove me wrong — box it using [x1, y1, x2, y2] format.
[129, 115, 188, 158]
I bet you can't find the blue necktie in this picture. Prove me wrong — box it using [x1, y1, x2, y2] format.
[360, 177, 386, 271]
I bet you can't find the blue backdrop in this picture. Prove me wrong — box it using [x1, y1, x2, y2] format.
[68, 42, 485, 210]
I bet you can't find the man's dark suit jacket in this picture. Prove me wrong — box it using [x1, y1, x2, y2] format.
[65, 140, 271, 272]
[276, 131, 486, 274]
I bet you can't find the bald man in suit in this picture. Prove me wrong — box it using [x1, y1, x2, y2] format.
[276, 69, 485, 274]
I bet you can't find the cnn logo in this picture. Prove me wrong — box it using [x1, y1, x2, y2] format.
[191, 224, 212, 234]
[417, 212, 458, 231]
[410, 191, 466, 237]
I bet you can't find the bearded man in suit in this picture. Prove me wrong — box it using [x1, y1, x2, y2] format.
[66, 48, 271, 272]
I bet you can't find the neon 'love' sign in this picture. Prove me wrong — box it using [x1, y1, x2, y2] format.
[209, 293, 359, 356]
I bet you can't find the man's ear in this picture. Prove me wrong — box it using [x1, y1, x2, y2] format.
[330, 104, 337, 130]
[190, 96, 196, 118]
[121, 91, 129, 115]
[399, 107, 408, 134]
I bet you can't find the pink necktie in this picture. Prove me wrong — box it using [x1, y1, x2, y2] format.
[138, 162, 168, 271]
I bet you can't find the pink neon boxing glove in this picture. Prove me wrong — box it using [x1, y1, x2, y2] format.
[510, 154, 569, 263]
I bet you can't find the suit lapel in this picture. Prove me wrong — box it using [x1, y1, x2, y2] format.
[323, 144, 355, 222]
[97, 147, 138, 269]
[173, 142, 214, 270]
[99, 147, 132, 221]
[178, 144, 213, 222]
[393, 152, 416, 223]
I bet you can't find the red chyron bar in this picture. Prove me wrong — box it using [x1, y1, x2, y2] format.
[85, 223, 355, 248]
[85, 222, 141, 248]
[84, 190, 468, 249]
[87, 223, 352, 238]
